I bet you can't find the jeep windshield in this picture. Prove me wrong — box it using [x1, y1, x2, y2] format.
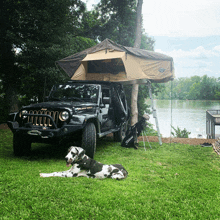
[49, 84, 99, 103]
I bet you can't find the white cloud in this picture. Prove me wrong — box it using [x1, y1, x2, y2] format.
[156, 46, 220, 59]
[155, 45, 220, 78]
[143, 0, 220, 37]
[214, 45, 220, 52]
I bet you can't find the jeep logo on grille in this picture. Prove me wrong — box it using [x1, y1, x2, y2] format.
[41, 108, 47, 111]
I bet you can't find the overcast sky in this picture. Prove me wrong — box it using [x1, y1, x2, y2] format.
[82, 0, 220, 78]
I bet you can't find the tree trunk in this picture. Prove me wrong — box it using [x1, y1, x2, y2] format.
[133, 0, 143, 49]
[131, 83, 139, 125]
[2, 53, 19, 114]
[4, 84, 19, 113]
[131, 0, 143, 126]
[1, 34, 19, 115]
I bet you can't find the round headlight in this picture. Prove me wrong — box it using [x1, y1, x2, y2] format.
[59, 111, 69, 121]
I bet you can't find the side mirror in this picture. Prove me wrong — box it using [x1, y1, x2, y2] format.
[102, 97, 110, 105]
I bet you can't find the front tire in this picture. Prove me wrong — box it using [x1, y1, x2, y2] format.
[81, 123, 96, 159]
[13, 133, 31, 156]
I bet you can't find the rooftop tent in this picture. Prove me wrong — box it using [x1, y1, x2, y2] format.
[56, 39, 175, 145]
[56, 39, 174, 84]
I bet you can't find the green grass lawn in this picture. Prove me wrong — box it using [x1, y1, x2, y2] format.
[1, 129, 220, 219]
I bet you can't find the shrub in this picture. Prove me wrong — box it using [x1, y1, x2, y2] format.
[171, 126, 191, 138]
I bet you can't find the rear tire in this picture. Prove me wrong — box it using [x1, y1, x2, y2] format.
[81, 123, 96, 159]
[13, 133, 31, 156]
[114, 122, 127, 142]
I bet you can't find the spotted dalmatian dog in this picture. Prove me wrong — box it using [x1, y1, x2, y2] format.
[40, 146, 128, 180]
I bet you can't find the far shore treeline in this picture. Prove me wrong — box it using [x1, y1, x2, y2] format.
[156, 75, 220, 100]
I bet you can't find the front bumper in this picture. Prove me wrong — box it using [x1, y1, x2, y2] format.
[7, 121, 84, 142]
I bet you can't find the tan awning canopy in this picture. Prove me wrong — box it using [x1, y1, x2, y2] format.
[82, 50, 125, 61]
[56, 39, 175, 83]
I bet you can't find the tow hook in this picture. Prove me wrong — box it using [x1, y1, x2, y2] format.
[27, 130, 54, 138]
[28, 130, 42, 136]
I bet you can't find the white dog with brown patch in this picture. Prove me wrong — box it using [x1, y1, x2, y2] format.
[40, 146, 128, 180]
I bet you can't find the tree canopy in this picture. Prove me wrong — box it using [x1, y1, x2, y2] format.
[0, 0, 156, 123]
[0, 0, 96, 117]
[94, 0, 154, 49]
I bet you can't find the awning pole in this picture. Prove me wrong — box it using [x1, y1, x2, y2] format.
[147, 81, 162, 145]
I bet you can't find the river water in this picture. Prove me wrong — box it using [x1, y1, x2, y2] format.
[148, 100, 220, 138]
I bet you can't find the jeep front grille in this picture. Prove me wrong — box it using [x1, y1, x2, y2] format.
[26, 110, 60, 127]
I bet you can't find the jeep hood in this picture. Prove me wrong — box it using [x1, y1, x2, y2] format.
[22, 101, 97, 109]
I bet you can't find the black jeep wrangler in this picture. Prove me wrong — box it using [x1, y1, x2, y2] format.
[7, 80, 129, 158]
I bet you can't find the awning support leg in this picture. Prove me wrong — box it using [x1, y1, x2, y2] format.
[147, 81, 162, 145]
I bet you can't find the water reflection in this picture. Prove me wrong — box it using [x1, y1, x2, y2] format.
[148, 100, 220, 138]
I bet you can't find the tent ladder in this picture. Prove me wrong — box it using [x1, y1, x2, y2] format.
[147, 81, 162, 145]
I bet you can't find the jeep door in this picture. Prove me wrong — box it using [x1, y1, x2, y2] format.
[99, 85, 114, 132]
